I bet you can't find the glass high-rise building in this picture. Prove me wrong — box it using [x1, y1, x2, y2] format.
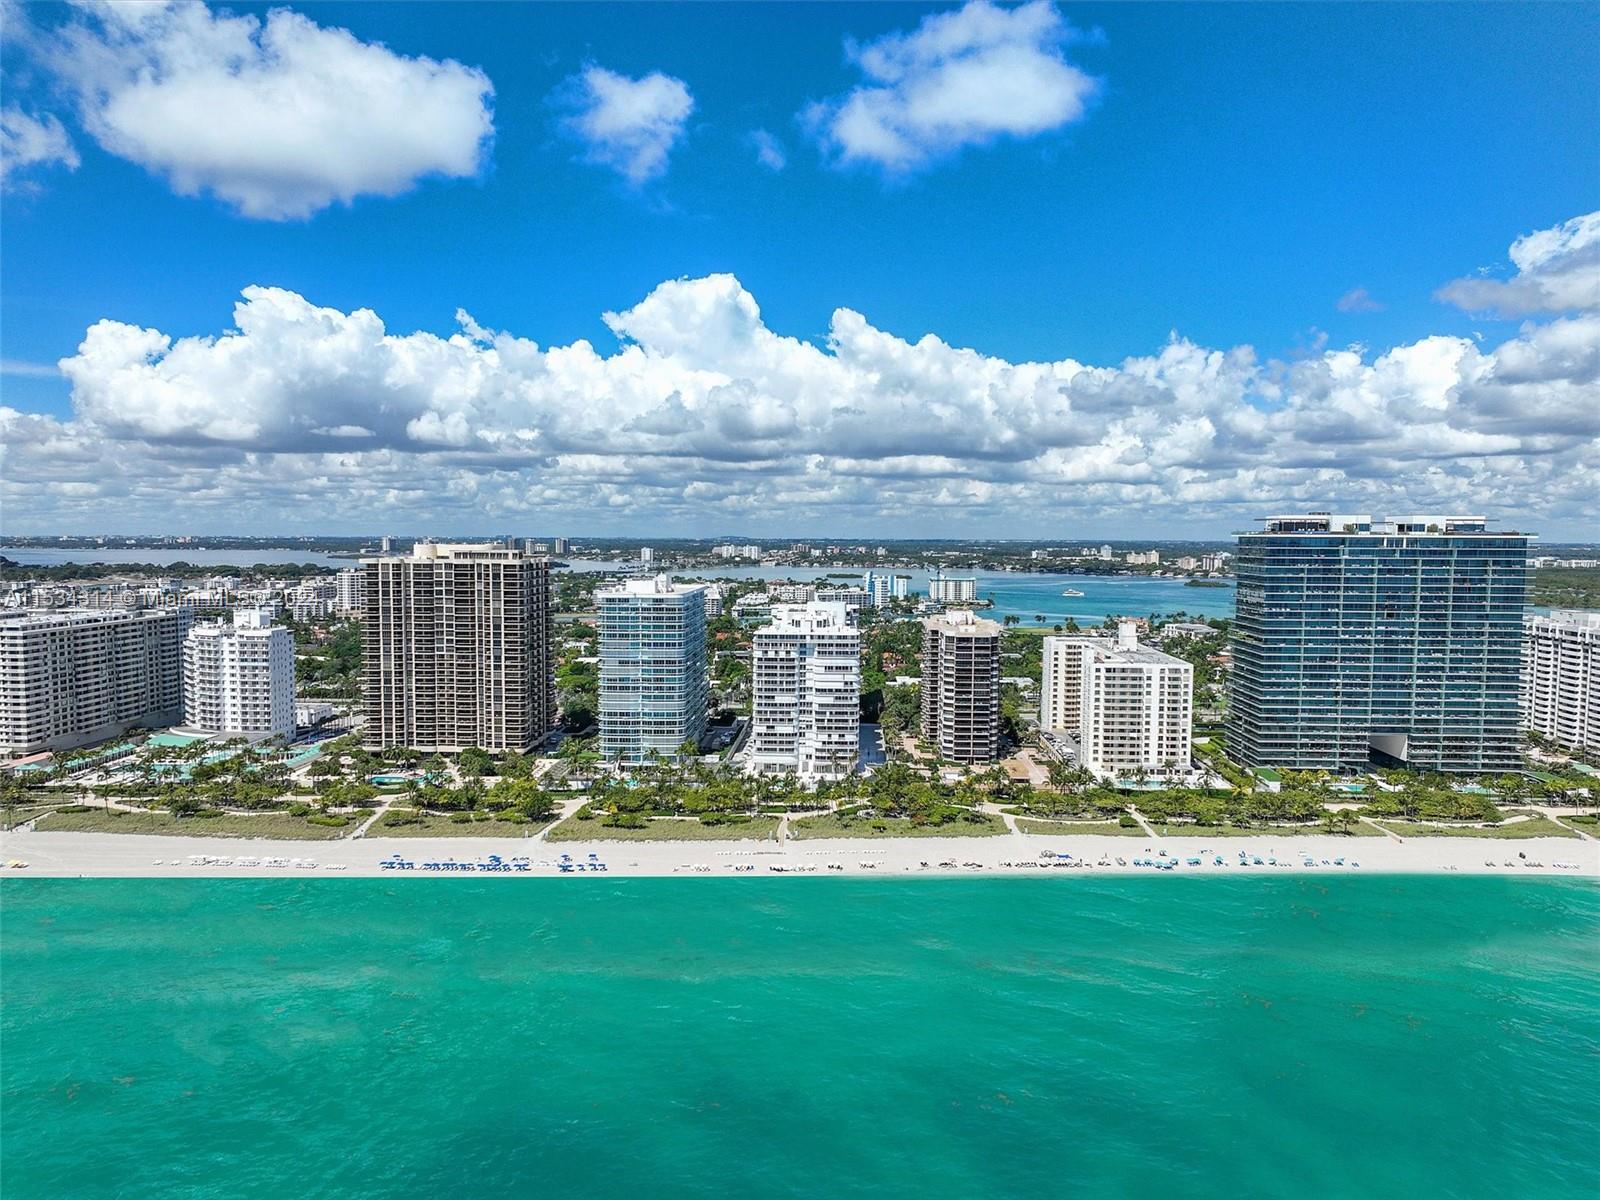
[1229, 513, 1528, 773]
[597, 576, 708, 763]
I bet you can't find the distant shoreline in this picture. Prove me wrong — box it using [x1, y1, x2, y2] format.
[3, 829, 1593, 880]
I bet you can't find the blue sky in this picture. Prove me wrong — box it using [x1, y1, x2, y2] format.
[2, 1, 1597, 537]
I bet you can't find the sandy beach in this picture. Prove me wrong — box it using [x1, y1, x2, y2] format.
[3, 827, 1595, 879]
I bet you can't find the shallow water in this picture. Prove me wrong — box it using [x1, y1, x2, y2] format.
[2, 876, 1595, 1199]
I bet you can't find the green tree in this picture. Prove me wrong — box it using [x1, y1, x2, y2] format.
[458, 746, 494, 778]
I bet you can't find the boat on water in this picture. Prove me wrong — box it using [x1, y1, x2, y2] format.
[1060, 587, 1085, 597]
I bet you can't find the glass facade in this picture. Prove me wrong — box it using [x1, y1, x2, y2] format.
[1229, 515, 1528, 773]
[597, 581, 709, 763]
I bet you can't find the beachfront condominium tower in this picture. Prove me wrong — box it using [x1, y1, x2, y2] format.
[1522, 610, 1600, 753]
[362, 542, 555, 752]
[597, 576, 708, 762]
[750, 602, 861, 781]
[0, 608, 184, 753]
[1229, 513, 1528, 773]
[1041, 622, 1193, 779]
[182, 607, 295, 740]
[920, 610, 1003, 763]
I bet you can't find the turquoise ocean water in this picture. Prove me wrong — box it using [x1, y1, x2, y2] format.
[3, 877, 1596, 1199]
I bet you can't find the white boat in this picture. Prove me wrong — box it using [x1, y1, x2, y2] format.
[1060, 588, 1084, 596]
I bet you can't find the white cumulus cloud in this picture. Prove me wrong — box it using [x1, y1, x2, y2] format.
[0, 106, 80, 186]
[9, 216, 1598, 537]
[1437, 210, 1600, 317]
[804, 0, 1098, 173]
[556, 64, 694, 185]
[37, 0, 494, 219]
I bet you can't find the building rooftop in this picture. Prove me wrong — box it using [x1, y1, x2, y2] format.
[597, 575, 706, 598]
[1049, 621, 1189, 667]
[923, 610, 1002, 637]
[1529, 609, 1600, 629]
[362, 540, 543, 563]
[758, 602, 854, 634]
[1247, 512, 1528, 537]
[0, 607, 174, 630]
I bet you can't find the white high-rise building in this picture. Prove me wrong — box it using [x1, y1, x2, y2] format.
[890, 575, 910, 600]
[0, 608, 184, 753]
[750, 602, 861, 781]
[639, 547, 655, 564]
[182, 607, 295, 739]
[334, 568, 365, 613]
[864, 571, 891, 608]
[1042, 622, 1192, 778]
[597, 576, 707, 762]
[362, 542, 554, 752]
[1523, 610, 1600, 753]
[928, 571, 979, 603]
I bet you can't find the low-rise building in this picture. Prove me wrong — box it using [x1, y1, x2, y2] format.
[1154, 621, 1216, 644]
[814, 586, 868, 622]
[733, 593, 774, 626]
[294, 701, 336, 730]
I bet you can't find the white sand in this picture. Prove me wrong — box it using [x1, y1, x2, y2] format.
[2, 828, 1595, 879]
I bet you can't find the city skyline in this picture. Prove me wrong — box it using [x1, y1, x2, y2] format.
[2, 2, 1597, 538]
[2, 7, 1596, 1194]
